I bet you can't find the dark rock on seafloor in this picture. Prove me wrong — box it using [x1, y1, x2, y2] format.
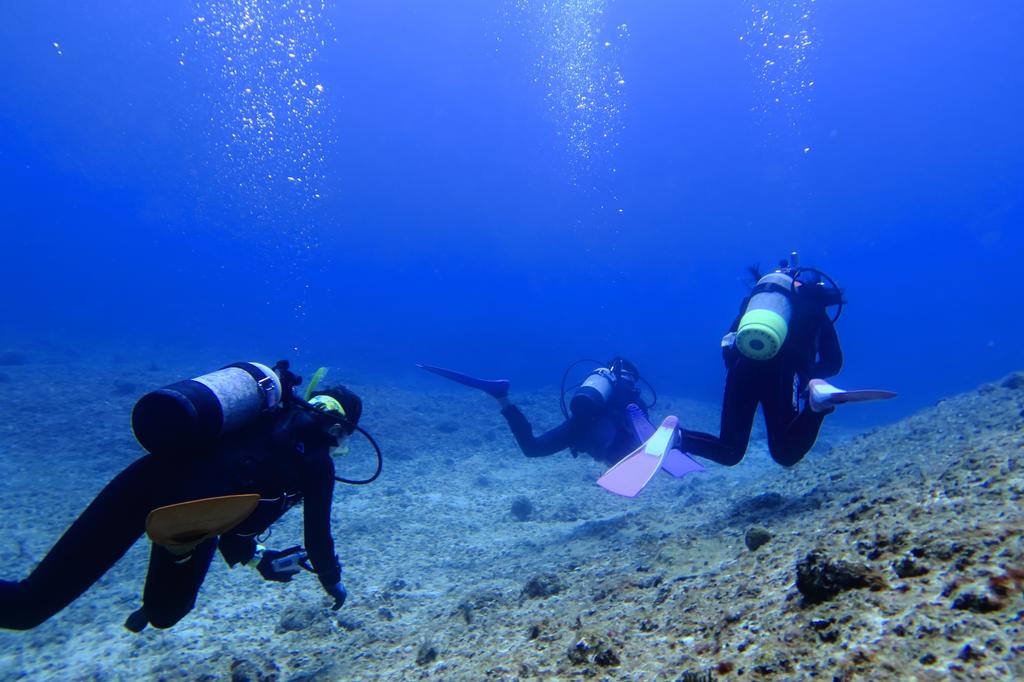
[510, 495, 534, 521]
[809, 617, 839, 642]
[521, 573, 566, 599]
[892, 556, 929, 579]
[415, 641, 438, 666]
[958, 644, 985, 661]
[951, 591, 1004, 613]
[566, 632, 619, 668]
[745, 526, 772, 551]
[594, 648, 620, 667]
[795, 550, 886, 604]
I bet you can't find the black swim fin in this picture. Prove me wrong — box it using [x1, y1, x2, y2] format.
[417, 364, 510, 399]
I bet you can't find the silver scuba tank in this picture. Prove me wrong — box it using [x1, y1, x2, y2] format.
[131, 362, 283, 455]
[570, 367, 615, 417]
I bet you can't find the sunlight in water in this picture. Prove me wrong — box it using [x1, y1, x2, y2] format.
[180, 0, 332, 215]
[740, 0, 818, 149]
[507, 0, 630, 184]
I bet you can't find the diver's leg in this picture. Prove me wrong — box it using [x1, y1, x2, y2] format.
[680, 364, 759, 466]
[134, 538, 217, 630]
[499, 404, 572, 457]
[764, 374, 826, 466]
[0, 455, 163, 630]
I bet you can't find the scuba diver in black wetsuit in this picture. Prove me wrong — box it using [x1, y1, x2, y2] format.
[679, 253, 894, 468]
[0, 361, 381, 632]
[419, 357, 656, 466]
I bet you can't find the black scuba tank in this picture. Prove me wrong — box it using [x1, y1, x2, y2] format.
[131, 362, 284, 456]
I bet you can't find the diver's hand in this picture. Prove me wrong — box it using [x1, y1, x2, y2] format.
[256, 545, 308, 582]
[325, 580, 347, 610]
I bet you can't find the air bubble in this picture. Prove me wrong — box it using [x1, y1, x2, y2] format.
[501, 1, 630, 183]
[183, 0, 332, 214]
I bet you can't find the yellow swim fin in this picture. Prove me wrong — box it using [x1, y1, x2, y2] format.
[304, 366, 329, 401]
[146, 494, 259, 556]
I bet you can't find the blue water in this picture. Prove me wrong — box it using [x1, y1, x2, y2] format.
[2, 0, 1022, 429]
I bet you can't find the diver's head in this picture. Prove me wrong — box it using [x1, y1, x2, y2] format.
[609, 357, 639, 389]
[794, 270, 845, 310]
[309, 384, 363, 443]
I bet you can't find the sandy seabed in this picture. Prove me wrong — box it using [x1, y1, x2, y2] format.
[0, 351, 1022, 681]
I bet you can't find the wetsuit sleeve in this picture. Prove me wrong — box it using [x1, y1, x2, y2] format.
[301, 449, 341, 588]
[500, 404, 573, 457]
[813, 316, 843, 378]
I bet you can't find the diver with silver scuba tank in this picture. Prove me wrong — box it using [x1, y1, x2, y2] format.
[679, 252, 895, 467]
[0, 360, 381, 632]
[418, 357, 656, 465]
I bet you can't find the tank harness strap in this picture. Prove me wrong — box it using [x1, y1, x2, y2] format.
[750, 281, 793, 297]
[223, 362, 278, 411]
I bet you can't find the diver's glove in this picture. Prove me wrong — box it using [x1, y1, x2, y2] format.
[255, 545, 309, 582]
[318, 554, 346, 609]
[325, 580, 347, 610]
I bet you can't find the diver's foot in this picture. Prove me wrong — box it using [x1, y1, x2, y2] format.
[124, 607, 149, 633]
[488, 381, 510, 400]
[808, 379, 839, 414]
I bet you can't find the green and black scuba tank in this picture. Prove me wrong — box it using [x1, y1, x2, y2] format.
[734, 271, 797, 360]
[131, 362, 284, 456]
[733, 252, 844, 361]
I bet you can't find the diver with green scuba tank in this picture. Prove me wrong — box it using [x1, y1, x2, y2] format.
[680, 252, 896, 467]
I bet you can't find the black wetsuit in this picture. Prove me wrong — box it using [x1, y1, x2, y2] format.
[0, 407, 341, 631]
[500, 403, 643, 466]
[681, 291, 842, 467]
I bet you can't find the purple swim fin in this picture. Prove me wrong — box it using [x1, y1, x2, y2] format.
[417, 364, 510, 399]
[627, 403, 656, 441]
[598, 416, 678, 498]
[627, 404, 704, 479]
[662, 448, 705, 478]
